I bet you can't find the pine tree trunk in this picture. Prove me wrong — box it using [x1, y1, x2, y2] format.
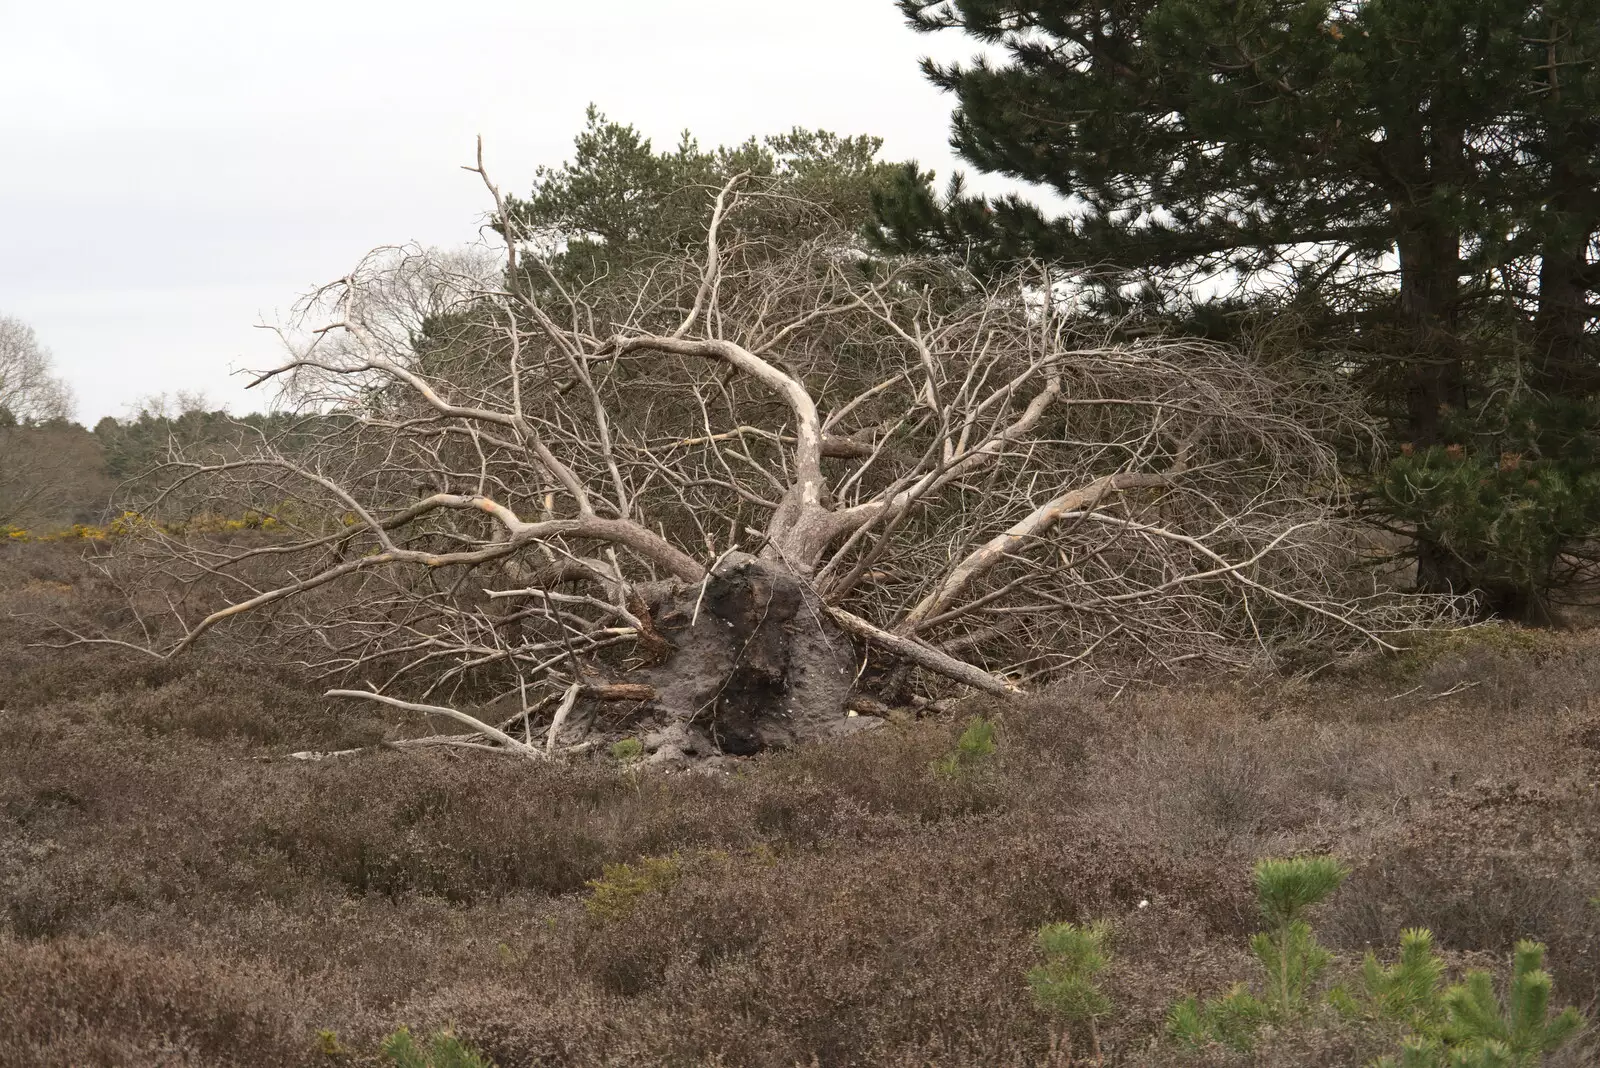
[1396, 213, 1474, 603]
[1396, 222, 1467, 448]
[1532, 234, 1596, 395]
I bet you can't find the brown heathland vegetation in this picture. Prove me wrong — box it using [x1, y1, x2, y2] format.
[2, 540, 1597, 1066]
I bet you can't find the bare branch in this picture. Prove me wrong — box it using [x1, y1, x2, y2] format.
[325, 689, 543, 757]
[826, 605, 1016, 696]
[74, 162, 1463, 762]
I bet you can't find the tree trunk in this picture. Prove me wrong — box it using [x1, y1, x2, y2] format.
[1395, 209, 1473, 602]
[1529, 19, 1600, 396]
[1531, 231, 1597, 395]
[1396, 221, 1467, 448]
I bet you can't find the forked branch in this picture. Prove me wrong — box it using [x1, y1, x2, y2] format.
[67, 146, 1465, 760]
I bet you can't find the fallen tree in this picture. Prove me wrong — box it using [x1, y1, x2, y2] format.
[70, 154, 1465, 761]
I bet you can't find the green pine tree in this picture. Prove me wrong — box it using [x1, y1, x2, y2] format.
[1028, 920, 1114, 1058]
[1438, 942, 1586, 1066]
[1253, 855, 1350, 1017]
[933, 715, 998, 776]
[1360, 928, 1449, 1032]
[1372, 940, 1586, 1068]
[1168, 855, 1347, 1049]
[877, 1, 1600, 614]
[504, 107, 908, 291]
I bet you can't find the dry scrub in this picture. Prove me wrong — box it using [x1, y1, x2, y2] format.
[1, 543, 1595, 1066]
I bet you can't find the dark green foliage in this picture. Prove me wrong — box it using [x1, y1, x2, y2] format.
[883, 0, 1600, 615]
[1377, 395, 1600, 619]
[879, 0, 1546, 295]
[505, 106, 907, 290]
[0, 395, 332, 533]
[92, 403, 306, 483]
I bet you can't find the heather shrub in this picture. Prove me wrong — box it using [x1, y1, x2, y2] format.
[0, 934, 310, 1067]
[1324, 783, 1600, 1006]
[1168, 856, 1588, 1066]
[4, 543, 1598, 1067]
[1187, 740, 1283, 836]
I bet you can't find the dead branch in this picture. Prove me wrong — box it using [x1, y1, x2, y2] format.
[67, 152, 1468, 759]
[325, 689, 543, 757]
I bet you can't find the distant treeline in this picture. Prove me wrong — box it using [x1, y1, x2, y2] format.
[0, 407, 301, 531]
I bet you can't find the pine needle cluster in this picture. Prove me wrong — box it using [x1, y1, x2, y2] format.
[932, 716, 998, 777]
[1170, 856, 1348, 1049]
[380, 1027, 494, 1068]
[1027, 920, 1114, 1061]
[1165, 855, 1586, 1064]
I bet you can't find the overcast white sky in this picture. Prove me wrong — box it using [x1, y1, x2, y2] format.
[0, 1, 1018, 422]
